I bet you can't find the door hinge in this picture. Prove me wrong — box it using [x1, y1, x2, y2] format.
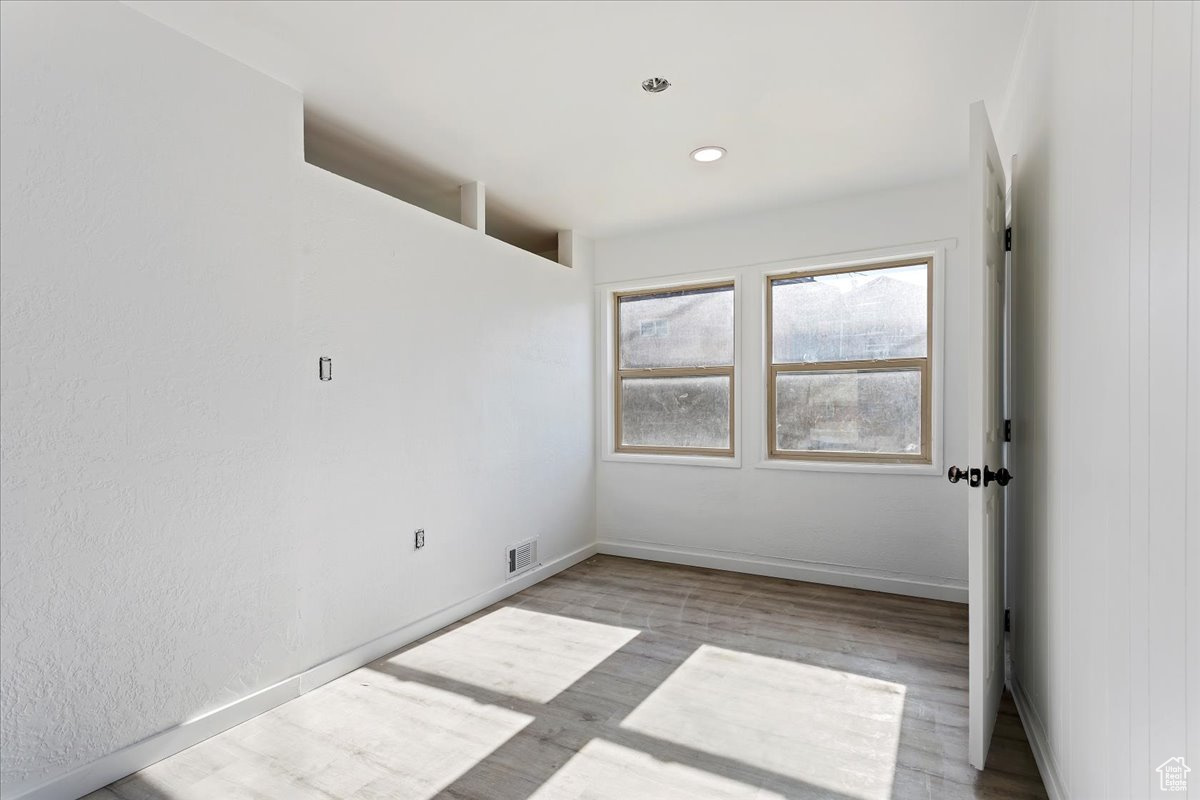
[1004, 419, 1012, 442]
[1005, 226, 1012, 251]
[1004, 608, 1011, 632]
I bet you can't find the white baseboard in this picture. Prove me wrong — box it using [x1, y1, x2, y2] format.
[6, 543, 599, 800]
[597, 540, 968, 603]
[1009, 674, 1067, 800]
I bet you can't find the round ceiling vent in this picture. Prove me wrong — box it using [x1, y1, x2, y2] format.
[641, 77, 671, 93]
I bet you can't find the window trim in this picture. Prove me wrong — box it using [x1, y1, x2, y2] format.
[765, 256, 934, 464]
[613, 280, 737, 457]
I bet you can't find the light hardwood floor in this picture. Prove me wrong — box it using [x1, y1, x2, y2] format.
[86, 556, 1047, 799]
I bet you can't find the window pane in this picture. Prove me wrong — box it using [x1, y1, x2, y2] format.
[772, 264, 927, 363]
[621, 376, 730, 450]
[775, 369, 921, 455]
[619, 285, 734, 368]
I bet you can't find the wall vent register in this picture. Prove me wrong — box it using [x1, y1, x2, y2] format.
[506, 537, 538, 579]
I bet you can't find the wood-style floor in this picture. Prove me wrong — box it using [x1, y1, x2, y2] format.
[86, 555, 1047, 799]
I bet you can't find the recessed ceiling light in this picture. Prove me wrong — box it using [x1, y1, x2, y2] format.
[641, 77, 671, 93]
[690, 146, 726, 163]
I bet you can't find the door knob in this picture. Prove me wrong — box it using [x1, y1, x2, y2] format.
[945, 465, 984, 484]
[983, 466, 1012, 487]
[947, 466, 983, 487]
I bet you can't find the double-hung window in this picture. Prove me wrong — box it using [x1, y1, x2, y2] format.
[614, 281, 735, 456]
[767, 257, 932, 463]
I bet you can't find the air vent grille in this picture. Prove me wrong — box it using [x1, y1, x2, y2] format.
[506, 538, 538, 579]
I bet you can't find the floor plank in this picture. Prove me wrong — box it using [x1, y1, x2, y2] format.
[99, 555, 1048, 800]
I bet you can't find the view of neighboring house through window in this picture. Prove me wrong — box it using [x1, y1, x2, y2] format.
[615, 282, 735, 456]
[767, 257, 932, 463]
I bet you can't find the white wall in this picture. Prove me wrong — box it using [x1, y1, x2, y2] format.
[0, 3, 303, 792]
[998, 2, 1198, 798]
[0, 2, 594, 797]
[593, 179, 970, 601]
[295, 166, 595, 663]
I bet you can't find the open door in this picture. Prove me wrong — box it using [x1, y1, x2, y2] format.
[965, 100, 1008, 770]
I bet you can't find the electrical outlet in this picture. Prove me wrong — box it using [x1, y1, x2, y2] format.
[414, 529, 425, 549]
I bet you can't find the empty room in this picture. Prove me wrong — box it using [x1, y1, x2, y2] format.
[1, 1, 1196, 799]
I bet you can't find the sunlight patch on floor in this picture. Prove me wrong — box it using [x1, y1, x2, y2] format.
[527, 739, 786, 800]
[384, 606, 640, 703]
[111, 677, 533, 800]
[620, 645, 906, 800]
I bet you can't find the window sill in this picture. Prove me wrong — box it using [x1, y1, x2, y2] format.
[601, 451, 743, 469]
[755, 458, 942, 476]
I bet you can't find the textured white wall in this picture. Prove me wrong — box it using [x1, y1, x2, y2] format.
[0, 2, 594, 794]
[0, 2, 305, 790]
[593, 179, 970, 598]
[998, 2, 1198, 797]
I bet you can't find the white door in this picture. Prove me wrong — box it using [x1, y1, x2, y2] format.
[966, 100, 1008, 770]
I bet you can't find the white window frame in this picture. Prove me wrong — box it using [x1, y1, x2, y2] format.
[756, 244, 946, 475]
[597, 273, 743, 468]
[766, 256, 932, 465]
[595, 240, 948, 474]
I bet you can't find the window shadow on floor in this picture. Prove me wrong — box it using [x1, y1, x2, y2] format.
[93, 556, 1048, 800]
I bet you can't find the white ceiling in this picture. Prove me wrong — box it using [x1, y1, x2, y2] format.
[126, 0, 1031, 239]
